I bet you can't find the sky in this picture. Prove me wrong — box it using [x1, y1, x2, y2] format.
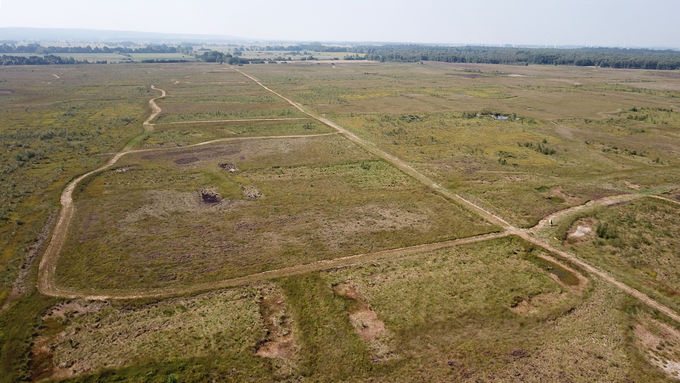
[1, 0, 679, 48]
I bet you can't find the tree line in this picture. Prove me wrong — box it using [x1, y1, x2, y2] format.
[354, 45, 680, 70]
[196, 51, 268, 65]
[0, 43, 192, 54]
[0, 55, 96, 65]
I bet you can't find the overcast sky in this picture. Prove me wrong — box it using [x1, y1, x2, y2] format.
[1, 0, 679, 47]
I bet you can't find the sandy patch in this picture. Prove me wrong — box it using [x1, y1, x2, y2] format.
[243, 185, 263, 199]
[510, 292, 564, 316]
[634, 317, 680, 380]
[624, 180, 641, 190]
[569, 225, 592, 239]
[256, 287, 297, 376]
[333, 283, 396, 361]
[566, 218, 596, 244]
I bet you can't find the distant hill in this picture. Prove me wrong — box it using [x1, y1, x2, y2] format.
[0, 27, 246, 44]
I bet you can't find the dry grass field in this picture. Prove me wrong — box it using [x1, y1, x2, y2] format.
[2, 61, 680, 382]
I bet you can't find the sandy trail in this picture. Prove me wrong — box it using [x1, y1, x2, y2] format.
[233, 68, 680, 324]
[37, 86, 168, 299]
[529, 193, 644, 234]
[159, 117, 310, 125]
[650, 194, 680, 206]
[52, 73, 61, 79]
[142, 85, 166, 131]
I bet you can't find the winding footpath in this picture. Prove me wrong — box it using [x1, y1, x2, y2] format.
[38, 85, 167, 298]
[35, 75, 680, 325]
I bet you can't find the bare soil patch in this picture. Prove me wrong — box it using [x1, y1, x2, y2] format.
[243, 185, 263, 199]
[124, 190, 238, 223]
[624, 180, 642, 190]
[174, 156, 199, 165]
[219, 162, 239, 172]
[199, 188, 222, 204]
[255, 287, 297, 377]
[566, 218, 596, 243]
[256, 287, 297, 360]
[30, 301, 107, 381]
[333, 283, 395, 361]
[510, 291, 565, 316]
[634, 317, 680, 380]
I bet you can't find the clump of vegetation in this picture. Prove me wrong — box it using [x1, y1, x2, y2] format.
[399, 114, 421, 122]
[518, 138, 556, 155]
[596, 222, 617, 239]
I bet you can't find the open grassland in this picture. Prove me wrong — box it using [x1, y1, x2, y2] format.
[244, 62, 680, 227]
[55, 134, 495, 292]
[145, 119, 332, 147]
[154, 69, 305, 122]
[2, 61, 680, 382]
[545, 197, 680, 313]
[28, 236, 674, 382]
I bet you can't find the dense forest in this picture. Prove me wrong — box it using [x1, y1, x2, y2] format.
[355, 45, 680, 70]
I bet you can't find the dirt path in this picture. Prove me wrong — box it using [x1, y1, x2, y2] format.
[142, 85, 166, 131]
[233, 68, 680, 324]
[160, 117, 311, 125]
[37, 86, 167, 298]
[529, 193, 644, 234]
[650, 194, 680, 206]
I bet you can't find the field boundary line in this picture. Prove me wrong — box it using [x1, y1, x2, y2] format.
[44, 233, 512, 300]
[158, 117, 311, 125]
